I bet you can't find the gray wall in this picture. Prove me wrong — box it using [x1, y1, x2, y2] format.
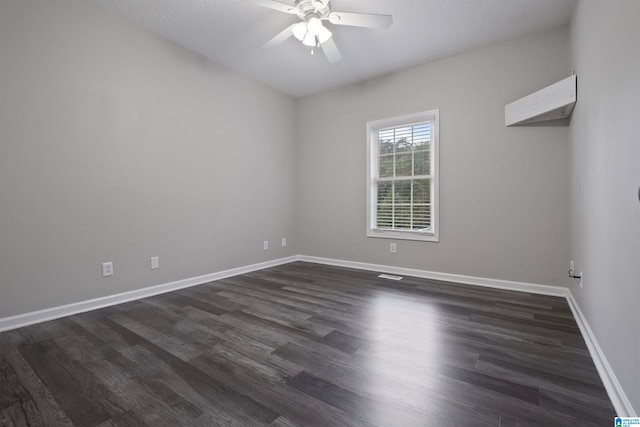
[0, 0, 297, 318]
[569, 0, 640, 412]
[295, 27, 571, 287]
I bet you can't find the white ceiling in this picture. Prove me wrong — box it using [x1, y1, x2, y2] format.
[84, 0, 576, 98]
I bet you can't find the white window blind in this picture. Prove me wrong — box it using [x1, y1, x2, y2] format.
[366, 110, 439, 242]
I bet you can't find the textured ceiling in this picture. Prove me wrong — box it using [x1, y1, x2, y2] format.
[83, 0, 576, 97]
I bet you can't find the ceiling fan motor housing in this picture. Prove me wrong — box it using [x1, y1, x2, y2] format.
[294, 0, 332, 20]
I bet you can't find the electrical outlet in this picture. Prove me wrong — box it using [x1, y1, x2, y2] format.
[263, 241, 269, 250]
[151, 256, 159, 270]
[390, 243, 397, 253]
[282, 237, 287, 247]
[102, 262, 113, 277]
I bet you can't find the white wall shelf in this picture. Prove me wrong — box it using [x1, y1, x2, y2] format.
[505, 75, 576, 126]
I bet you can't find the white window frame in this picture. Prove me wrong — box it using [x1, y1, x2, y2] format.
[366, 110, 440, 242]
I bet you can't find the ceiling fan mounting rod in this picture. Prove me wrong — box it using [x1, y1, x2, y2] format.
[303, 12, 319, 23]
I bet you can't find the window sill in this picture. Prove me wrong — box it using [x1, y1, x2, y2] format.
[367, 230, 439, 242]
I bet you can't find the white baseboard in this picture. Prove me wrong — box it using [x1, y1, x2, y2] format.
[0, 256, 297, 333]
[298, 255, 568, 297]
[1, 253, 634, 416]
[565, 291, 636, 417]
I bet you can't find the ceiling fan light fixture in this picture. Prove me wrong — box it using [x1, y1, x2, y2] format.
[318, 25, 332, 44]
[292, 22, 307, 41]
[307, 17, 323, 36]
[302, 33, 316, 47]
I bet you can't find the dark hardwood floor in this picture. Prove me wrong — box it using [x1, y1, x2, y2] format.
[0, 262, 615, 426]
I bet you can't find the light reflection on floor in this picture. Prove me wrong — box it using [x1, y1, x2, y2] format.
[360, 290, 446, 422]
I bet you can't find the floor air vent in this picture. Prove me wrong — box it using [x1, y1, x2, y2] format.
[378, 274, 403, 281]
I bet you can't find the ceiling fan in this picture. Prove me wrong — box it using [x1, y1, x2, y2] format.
[250, 0, 393, 63]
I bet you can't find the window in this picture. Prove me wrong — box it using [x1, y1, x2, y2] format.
[366, 110, 439, 242]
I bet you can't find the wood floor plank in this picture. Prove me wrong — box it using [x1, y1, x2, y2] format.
[118, 344, 274, 426]
[0, 262, 615, 426]
[189, 351, 374, 427]
[108, 323, 280, 425]
[0, 343, 74, 426]
[287, 370, 454, 427]
[272, 340, 498, 426]
[54, 319, 205, 425]
[18, 339, 116, 425]
[269, 415, 298, 427]
[0, 355, 43, 427]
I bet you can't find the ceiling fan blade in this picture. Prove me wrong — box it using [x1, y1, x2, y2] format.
[328, 12, 393, 29]
[247, 0, 298, 15]
[261, 24, 296, 49]
[321, 37, 342, 63]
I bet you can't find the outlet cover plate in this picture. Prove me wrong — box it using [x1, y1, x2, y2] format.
[102, 262, 113, 277]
